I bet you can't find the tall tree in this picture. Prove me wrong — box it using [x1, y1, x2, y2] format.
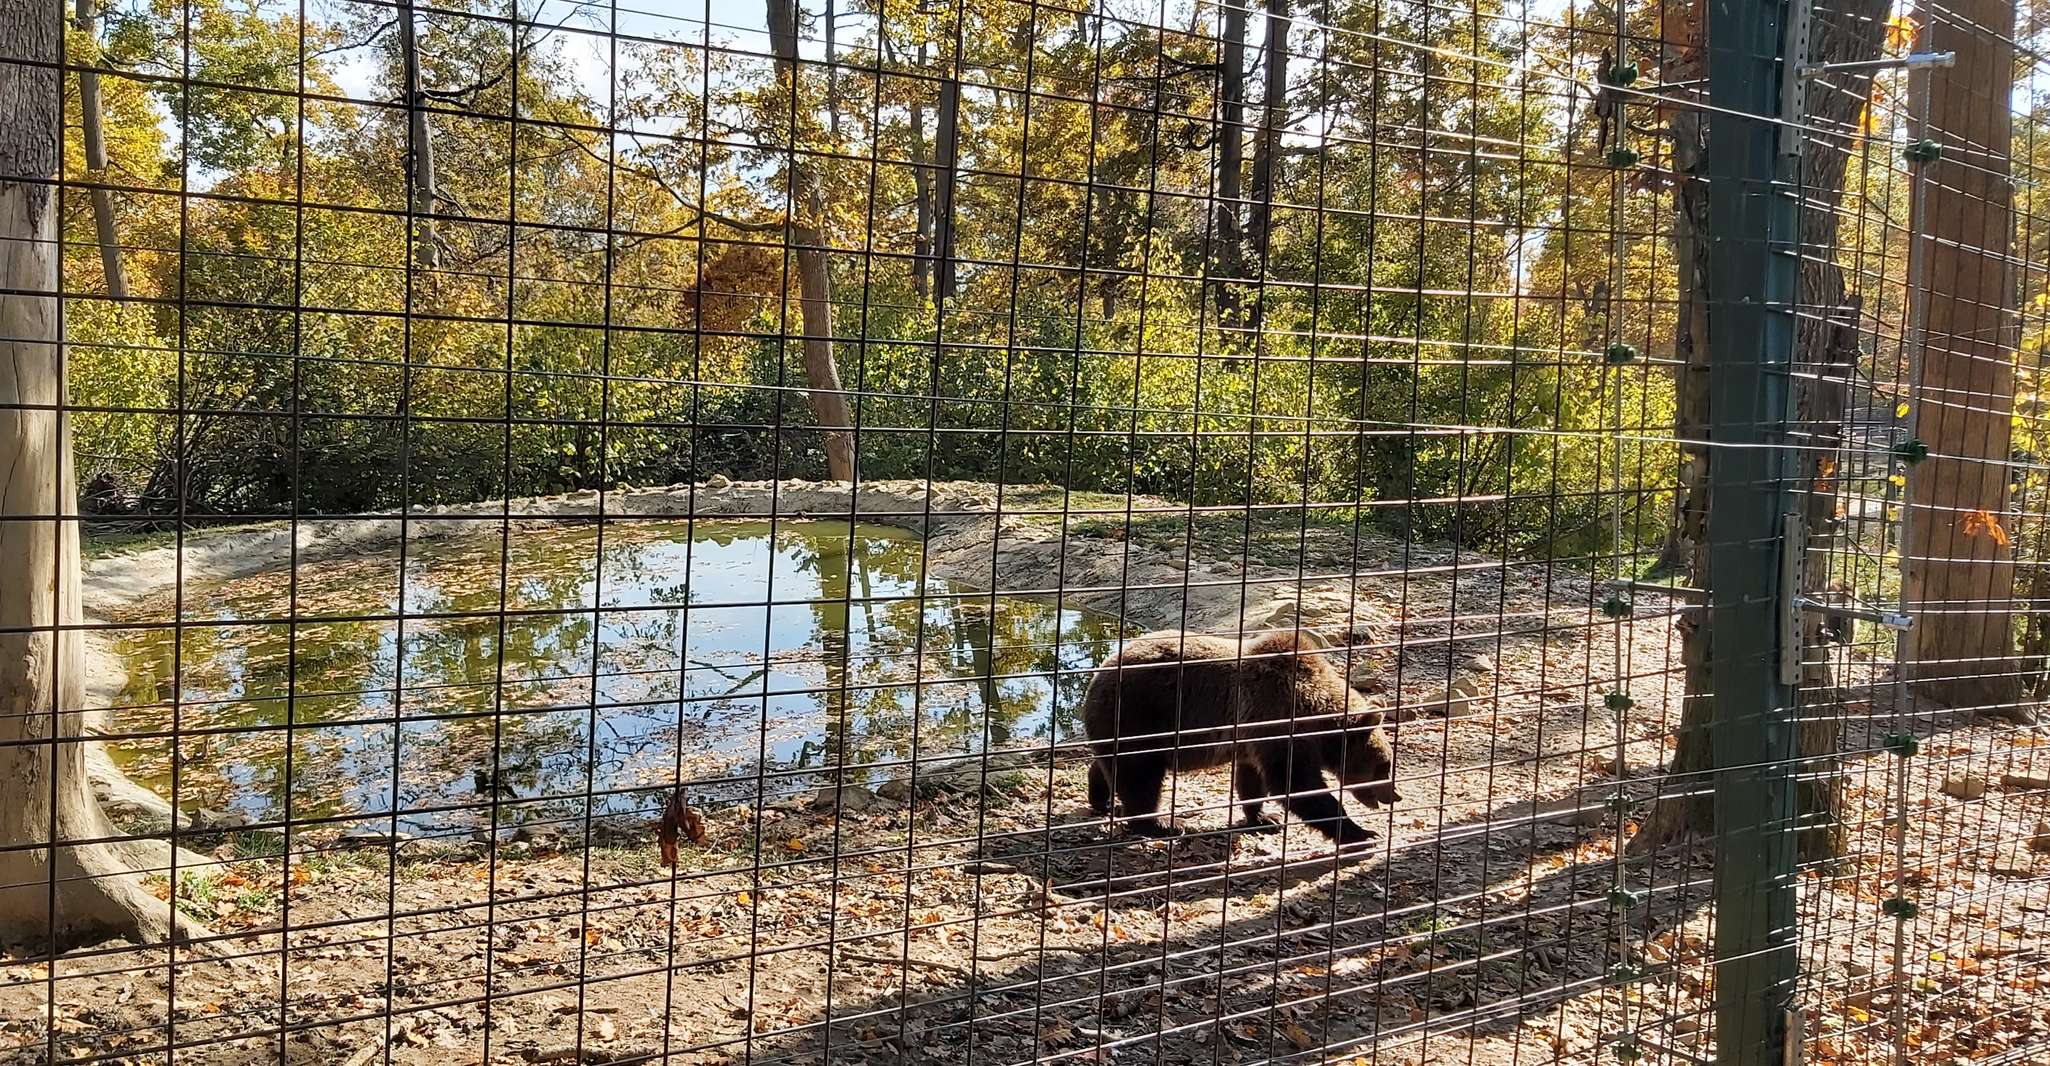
[71, 0, 125, 299]
[1631, 0, 1887, 857]
[0, 0, 196, 944]
[908, 37, 934, 300]
[1900, 0, 2026, 717]
[1210, 0, 1247, 324]
[768, 0, 857, 482]
[396, 0, 440, 268]
[1244, 0, 1289, 332]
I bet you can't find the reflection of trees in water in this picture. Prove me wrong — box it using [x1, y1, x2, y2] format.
[805, 535, 1126, 782]
[109, 521, 1127, 826]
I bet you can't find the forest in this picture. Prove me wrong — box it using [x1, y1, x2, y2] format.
[46, 0, 1706, 560]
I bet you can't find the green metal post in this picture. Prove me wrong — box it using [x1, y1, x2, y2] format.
[1703, 0, 1802, 1062]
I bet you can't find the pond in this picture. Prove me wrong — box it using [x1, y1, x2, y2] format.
[104, 519, 1130, 836]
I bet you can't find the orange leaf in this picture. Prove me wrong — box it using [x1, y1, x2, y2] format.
[1961, 509, 2012, 547]
[1885, 14, 1919, 51]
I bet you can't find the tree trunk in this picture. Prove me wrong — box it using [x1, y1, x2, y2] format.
[910, 42, 931, 301]
[1782, 0, 1891, 858]
[1210, 0, 1246, 325]
[767, 0, 856, 482]
[1243, 0, 1288, 332]
[398, 0, 441, 269]
[72, 0, 126, 300]
[1629, 9, 1714, 848]
[1631, 0, 1886, 859]
[1, 0, 196, 946]
[931, 73, 961, 302]
[1901, 0, 2023, 717]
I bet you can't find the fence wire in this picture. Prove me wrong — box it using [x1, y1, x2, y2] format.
[0, 0, 2046, 1062]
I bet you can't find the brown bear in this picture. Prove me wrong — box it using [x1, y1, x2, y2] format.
[1079, 629, 1399, 843]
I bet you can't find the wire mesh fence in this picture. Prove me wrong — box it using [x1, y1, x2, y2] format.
[0, 0, 2047, 1061]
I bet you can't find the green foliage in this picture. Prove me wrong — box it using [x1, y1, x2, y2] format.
[64, 0, 1674, 561]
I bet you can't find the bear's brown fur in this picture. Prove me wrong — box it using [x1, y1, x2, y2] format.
[1079, 630, 1398, 842]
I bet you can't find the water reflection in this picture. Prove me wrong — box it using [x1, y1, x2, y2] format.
[107, 520, 1129, 833]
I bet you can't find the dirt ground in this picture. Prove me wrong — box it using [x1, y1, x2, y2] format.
[5, 479, 2048, 1065]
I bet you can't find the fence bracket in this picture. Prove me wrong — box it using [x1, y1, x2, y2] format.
[1793, 596, 1913, 631]
[1798, 51, 1956, 77]
[1777, 0, 1811, 156]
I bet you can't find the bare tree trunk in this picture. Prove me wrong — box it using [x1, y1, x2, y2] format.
[1243, 0, 1288, 332]
[72, 0, 126, 300]
[767, 0, 855, 482]
[1210, 0, 1247, 325]
[910, 42, 932, 301]
[398, 0, 440, 269]
[931, 73, 961, 302]
[1901, 0, 2024, 717]
[1, 0, 198, 946]
[907, 54, 961, 305]
[1632, 0, 1886, 859]
[1782, 1, 1892, 859]
[1629, 14, 1714, 848]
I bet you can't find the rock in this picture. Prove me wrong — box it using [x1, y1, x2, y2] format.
[1462, 653, 1496, 674]
[1586, 754, 1627, 778]
[1562, 806, 1607, 828]
[188, 807, 252, 832]
[877, 778, 916, 802]
[2031, 821, 2050, 855]
[1940, 773, 1989, 801]
[1428, 677, 1484, 717]
[810, 784, 877, 813]
[1999, 773, 2050, 792]
[1843, 958, 1874, 977]
[511, 823, 562, 846]
[1533, 796, 1606, 828]
[705, 473, 732, 489]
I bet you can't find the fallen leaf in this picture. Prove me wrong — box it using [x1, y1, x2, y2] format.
[1961, 510, 2011, 547]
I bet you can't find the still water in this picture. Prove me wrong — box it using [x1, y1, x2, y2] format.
[106, 520, 1128, 833]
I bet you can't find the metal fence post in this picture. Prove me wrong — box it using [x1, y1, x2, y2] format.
[1703, 0, 1803, 1062]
